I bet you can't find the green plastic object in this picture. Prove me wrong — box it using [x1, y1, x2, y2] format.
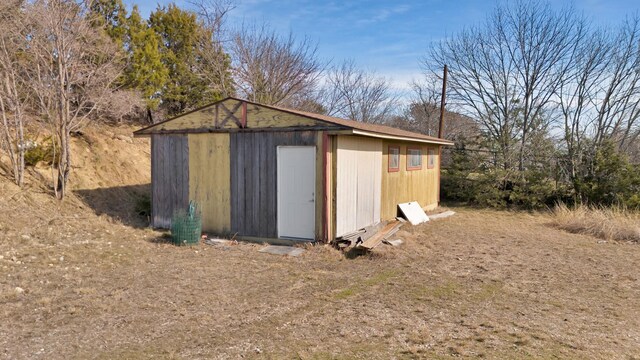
[170, 201, 201, 246]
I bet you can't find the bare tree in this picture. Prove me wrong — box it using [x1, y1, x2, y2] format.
[389, 76, 480, 143]
[556, 28, 611, 184]
[190, 0, 236, 97]
[321, 60, 398, 123]
[189, 0, 235, 42]
[26, 0, 123, 199]
[397, 77, 442, 136]
[505, 2, 586, 171]
[429, 25, 518, 169]
[427, 1, 585, 171]
[231, 24, 323, 106]
[0, 0, 28, 187]
[556, 16, 640, 184]
[592, 17, 640, 152]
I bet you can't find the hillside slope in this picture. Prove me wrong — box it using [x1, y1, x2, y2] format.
[0, 123, 152, 237]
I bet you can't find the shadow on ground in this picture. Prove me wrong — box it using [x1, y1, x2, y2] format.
[148, 233, 173, 244]
[75, 184, 151, 229]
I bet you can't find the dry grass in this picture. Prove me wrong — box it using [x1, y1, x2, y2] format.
[551, 203, 640, 243]
[2, 202, 640, 359]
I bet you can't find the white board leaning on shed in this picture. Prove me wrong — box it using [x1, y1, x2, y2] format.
[398, 202, 430, 225]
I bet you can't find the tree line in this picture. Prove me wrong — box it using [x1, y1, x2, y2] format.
[1, 0, 638, 207]
[428, 1, 640, 209]
[0, 0, 407, 199]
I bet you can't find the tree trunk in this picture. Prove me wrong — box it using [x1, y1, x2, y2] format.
[0, 74, 24, 187]
[55, 126, 70, 200]
[13, 73, 24, 187]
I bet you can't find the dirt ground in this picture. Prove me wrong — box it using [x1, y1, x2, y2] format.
[1, 125, 639, 359]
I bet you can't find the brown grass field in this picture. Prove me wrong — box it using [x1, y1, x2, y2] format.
[551, 203, 640, 243]
[1, 125, 639, 359]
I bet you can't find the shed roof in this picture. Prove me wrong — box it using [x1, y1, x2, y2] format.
[261, 101, 454, 145]
[134, 97, 454, 145]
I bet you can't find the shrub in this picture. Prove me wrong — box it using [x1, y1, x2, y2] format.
[441, 146, 482, 203]
[442, 162, 567, 209]
[442, 141, 638, 210]
[575, 142, 640, 209]
[134, 194, 151, 217]
[509, 169, 570, 209]
[24, 137, 59, 167]
[471, 170, 509, 208]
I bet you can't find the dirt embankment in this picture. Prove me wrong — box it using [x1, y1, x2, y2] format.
[0, 123, 152, 233]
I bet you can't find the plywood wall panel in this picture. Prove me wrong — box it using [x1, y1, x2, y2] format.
[137, 99, 336, 135]
[380, 141, 440, 221]
[188, 133, 231, 234]
[245, 103, 326, 128]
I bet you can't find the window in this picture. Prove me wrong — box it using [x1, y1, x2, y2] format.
[407, 146, 422, 170]
[388, 146, 400, 172]
[427, 148, 436, 169]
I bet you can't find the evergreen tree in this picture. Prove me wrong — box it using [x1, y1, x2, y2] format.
[90, 0, 128, 47]
[149, 4, 230, 115]
[125, 6, 169, 110]
[577, 142, 640, 207]
[90, 2, 232, 114]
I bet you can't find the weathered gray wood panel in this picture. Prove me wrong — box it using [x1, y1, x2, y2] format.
[151, 134, 189, 229]
[230, 131, 317, 238]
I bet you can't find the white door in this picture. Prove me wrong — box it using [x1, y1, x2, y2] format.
[277, 146, 316, 240]
[335, 136, 382, 236]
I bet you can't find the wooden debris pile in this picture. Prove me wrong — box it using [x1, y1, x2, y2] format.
[333, 202, 456, 252]
[335, 220, 404, 251]
[357, 221, 404, 250]
[334, 222, 384, 249]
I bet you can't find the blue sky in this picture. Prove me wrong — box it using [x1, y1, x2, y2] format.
[126, 0, 640, 92]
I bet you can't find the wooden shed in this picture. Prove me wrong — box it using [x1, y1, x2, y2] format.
[134, 97, 453, 243]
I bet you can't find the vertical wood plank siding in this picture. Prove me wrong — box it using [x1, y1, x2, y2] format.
[188, 133, 231, 234]
[335, 135, 383, 237]
[230, 131, 318, 238]
[151, 134, 189, 228]
[315, 132, 325, 241]
[324, 134, 336, 242]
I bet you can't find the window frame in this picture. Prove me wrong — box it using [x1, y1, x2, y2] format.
[406, 146, 423, 171]
[388, 145, 400, 172]
[427, 148, 436, 169]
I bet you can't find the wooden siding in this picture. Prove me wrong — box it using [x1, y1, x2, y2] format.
[335, 135, 383, 237]
[330, 135, 338, 241]
[137, 99, 334, 134]
[151, 134, 189, 228]
[322, 133, 336, 242]
[188, 133, 231, 234]
[380, 141, 440, 221]
[230, 131, 319, 239]
[245, 103, 324, 128]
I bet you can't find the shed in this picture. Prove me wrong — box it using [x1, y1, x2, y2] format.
[134, 97, 454, 243]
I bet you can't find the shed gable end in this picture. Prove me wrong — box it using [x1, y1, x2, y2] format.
[136, 98, 336, 135]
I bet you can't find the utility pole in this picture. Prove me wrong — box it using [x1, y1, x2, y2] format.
[438, 64, 447, 139]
